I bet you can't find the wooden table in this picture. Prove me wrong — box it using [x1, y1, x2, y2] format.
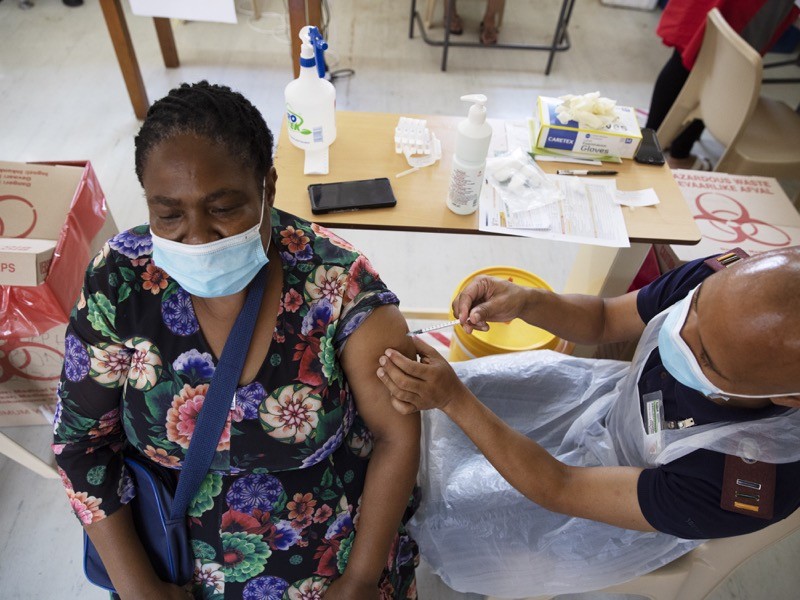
[99, 0, 322, 120]
[274, 111, 701, 300]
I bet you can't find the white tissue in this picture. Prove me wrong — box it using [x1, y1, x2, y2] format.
[485, 148, 563, 214]
[555, 92, 618, 130]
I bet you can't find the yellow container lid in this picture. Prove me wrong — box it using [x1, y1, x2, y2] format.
[451, 266, 557, 355]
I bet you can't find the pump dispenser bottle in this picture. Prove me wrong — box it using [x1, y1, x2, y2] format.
[447, 94, 492, 215]
[284, 26, 336, 174]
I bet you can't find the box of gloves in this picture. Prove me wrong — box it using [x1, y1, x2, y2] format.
[534, 94, 642, 159]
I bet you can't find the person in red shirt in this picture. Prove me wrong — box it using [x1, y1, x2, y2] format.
[645, 0, 798, 169]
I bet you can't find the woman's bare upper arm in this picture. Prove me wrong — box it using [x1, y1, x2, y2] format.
[339, 304, 420, 441]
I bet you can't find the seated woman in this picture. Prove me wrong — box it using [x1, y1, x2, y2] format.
[53, 81, 419, 600]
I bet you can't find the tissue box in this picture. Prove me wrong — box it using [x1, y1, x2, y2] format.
[654, 170, 800, 272]
[535, 96, 642, 159]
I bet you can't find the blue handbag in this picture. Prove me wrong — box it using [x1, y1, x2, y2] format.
[83, 265, 268, 592]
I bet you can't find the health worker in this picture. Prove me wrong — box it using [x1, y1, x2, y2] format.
[377, 246, 800, 597]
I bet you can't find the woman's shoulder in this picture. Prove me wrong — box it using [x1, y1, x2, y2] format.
[271, 208, 366, 268]
[102, 224, 154, 267]
[83, 224, 165, 296]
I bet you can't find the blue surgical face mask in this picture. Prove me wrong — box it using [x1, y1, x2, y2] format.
[658, 284, 799, 401]
[150, 193, 269, 298]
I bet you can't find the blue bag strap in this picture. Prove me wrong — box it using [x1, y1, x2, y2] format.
[169, 264, 268, 519]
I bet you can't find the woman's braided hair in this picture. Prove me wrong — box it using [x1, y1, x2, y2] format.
[134, 81, 273, 190]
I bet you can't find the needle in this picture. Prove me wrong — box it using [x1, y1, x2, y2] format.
[407, 319, 460, 336]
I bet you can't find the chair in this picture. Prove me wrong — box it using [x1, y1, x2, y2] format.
[657, 8, 800, 181]
[409, 0, 577, 74]
[484, 506, 800, 600]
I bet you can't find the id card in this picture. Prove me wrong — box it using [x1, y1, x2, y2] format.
[642, 391, 665, 457]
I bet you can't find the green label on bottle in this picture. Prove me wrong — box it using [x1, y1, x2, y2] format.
[286, 106, 312, 135]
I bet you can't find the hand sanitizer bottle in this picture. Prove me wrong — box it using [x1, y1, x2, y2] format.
[284, 26, 336, 173]
[447, 94, 492, 215]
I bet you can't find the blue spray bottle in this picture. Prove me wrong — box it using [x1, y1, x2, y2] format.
[284, 26, 336, 174]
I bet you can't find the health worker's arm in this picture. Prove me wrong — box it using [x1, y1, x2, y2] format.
[453, 275, 645, 345]
[327, 304, 420, 600]
[378, 336, 654, 533]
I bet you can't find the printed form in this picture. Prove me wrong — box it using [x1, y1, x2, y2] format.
[479, 175, 631, 248]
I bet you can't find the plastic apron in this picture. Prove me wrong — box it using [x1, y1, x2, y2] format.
[410, 306, 800, 598]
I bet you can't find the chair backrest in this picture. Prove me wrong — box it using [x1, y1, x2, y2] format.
[597, 507, 800, 600]
[696, 9, 763, 147]
[657, 8, 763, 154]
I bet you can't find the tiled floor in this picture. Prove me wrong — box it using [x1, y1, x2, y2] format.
[1, 1, 799, 598]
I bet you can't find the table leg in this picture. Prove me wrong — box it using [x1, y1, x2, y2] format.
[154, 17, 180, 68]
[0, 431, 59, 479]
[545, 0, 574, 76]
[288, 0, 323, 79]
[99, 0, 149, 120]
[442, 0, 452, 71]
[564, 243, 650, 298]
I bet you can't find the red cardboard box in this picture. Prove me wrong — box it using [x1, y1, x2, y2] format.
[0, 324, 66, 426]
[655, 170, 800, 272]
[0, 160, 117, 425]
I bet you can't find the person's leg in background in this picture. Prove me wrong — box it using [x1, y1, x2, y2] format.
[645, 49, 708, 169]
[445, 0, 506, 45]
[446, 0, 464, 35]
[480, 0, 505, 45]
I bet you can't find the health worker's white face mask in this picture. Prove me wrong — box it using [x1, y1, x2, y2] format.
[657, 284, 799, 401]
[150, 193, 269, 298]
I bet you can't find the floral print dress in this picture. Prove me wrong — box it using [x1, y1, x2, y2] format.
[53, 208, 418, 599]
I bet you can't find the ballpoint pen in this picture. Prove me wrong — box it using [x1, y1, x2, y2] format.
[407, 319, 461, 336]
[557, 170, 619, 176]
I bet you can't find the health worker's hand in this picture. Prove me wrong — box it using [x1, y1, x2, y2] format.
[453, 275, 530, 334]
[323, 575, 379, 600]
[378, 336, 466, 413]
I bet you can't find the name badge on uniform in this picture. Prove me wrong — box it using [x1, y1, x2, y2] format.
[720, 454, 776, 520]
[642, 391, 665, 457]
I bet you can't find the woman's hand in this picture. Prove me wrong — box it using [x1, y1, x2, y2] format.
[452, 275, 530, 334]
[324, 575, 379, 600]
[378, 336, 467, 413]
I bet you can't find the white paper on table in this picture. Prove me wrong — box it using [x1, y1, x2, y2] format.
[304, 147, 329, 175]
[129, 0, 238, 23]
[614, 188, 660, 207]
[504, 121, 532, 154]
[505, 205, 551, 229]
[479, 176, 630, 248]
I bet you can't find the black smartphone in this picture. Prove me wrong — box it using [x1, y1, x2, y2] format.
[308, 178, 397, 215]
[634, 127, 666, 165]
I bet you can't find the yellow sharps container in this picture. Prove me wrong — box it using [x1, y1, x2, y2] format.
[448, 266, 571, 361]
